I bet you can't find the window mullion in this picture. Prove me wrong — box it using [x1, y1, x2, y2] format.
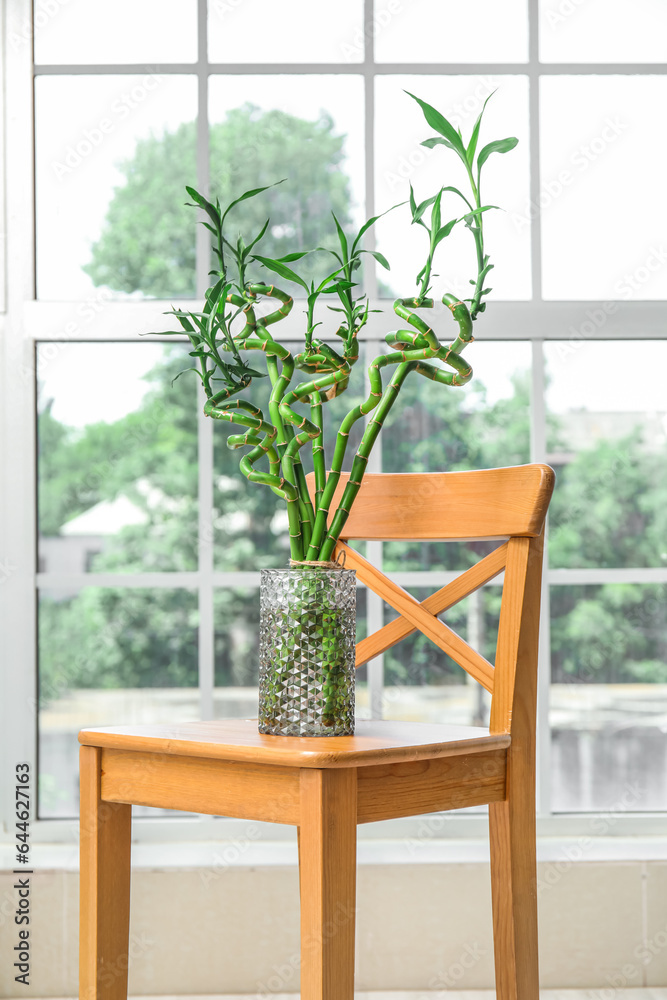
[197, 341, 215, 724]
[195, 0, 215, 724]
[2, 0, 38, 831]
[195, 0, 210, 299]
[362, 339, 384, 718]
[531, 338, 552, 817]
[528, 0, 543, 302]
[362, 0, 377, 299]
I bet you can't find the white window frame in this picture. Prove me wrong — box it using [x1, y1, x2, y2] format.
[2, 0, 667, 846]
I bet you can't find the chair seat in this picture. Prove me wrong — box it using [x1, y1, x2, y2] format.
[78, 717, 510, 768]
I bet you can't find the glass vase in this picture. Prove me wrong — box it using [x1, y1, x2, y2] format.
[258, 566, 356, 736]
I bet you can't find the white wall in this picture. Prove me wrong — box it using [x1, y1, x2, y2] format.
[1, 859, 666, 996]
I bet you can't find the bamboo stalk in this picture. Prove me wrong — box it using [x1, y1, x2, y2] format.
[310, 392, 326, 515]
[319, 360, 418, 561]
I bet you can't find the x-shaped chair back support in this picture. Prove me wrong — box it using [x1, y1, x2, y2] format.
[308, 464, 555, 736]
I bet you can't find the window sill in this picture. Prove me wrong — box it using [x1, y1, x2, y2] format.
[3, 836, 667, 872]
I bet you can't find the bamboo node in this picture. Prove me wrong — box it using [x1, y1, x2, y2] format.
[289, 558, 342, 569]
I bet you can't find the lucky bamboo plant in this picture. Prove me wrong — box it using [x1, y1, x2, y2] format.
[150, 93, 518, 564]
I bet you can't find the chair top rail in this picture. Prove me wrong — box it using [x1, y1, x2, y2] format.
[306, 464, 555, 540]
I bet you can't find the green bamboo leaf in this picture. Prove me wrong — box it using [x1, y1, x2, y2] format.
[276, 250, 311, 262]
[405, 92, 467, 158]
[220, 179, 286, 227]
[409, 183, 418, 219]
[172, 310, 206, 333]
[185, 186, 221, 229]
[170, 309, 205, 319]
[331, 212, 349, 263]
[316, 247, 344, 266]
[421, 136, 458, 153]
[185, 185, 216, 214]
[185, 185, 206, 207]
[243, 218, 270, 259]
[441, 185, 474, 211]
[477, 136, 519, 172]
[350, 200, 406, 256]
[204, 277, 226, 308]
[167, 309, 197, 335]
[313, 261, 350, 296]
[463, 206, 499, 229]
[466, 91, 495, 167]
[431, 189, 443, 239]
[253, 255, 310, 292]
[171, 367, 204, 386]
[433, 217, 459, 248]
[321, 280, 355, 294]
[363, 249, 391, 270]
[413, 193, 438, 224]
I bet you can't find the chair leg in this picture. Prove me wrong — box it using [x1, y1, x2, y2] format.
[79, 745, 132, 1000]
[298, 768, 357, 1000]
[489, 789, 539, 1000]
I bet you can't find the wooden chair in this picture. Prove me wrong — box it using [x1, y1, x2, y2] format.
[79, 463, 554, 1000]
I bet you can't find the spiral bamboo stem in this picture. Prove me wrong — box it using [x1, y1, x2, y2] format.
[200, 276, 476, 564]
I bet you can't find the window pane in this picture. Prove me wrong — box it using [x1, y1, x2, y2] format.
[382, 341, 531, 571]
[375, 75, 531, 300]
[375, 0, 528, 63]
[33, 0, 197, 64]
[213, 440, 286, 573]
[38, 343, 198, 574]
[382, 587, 499, 728]
[209, 75, 365, 245]
[551, 584, 667, 812]
[539, 0, 667, 63]
[208, 0, 364, 63]
[215, 588, 260, 701]
[540, 76, 667, 300]
[213, 341, 366, 571]
[545, 341, 667, 569]
[38, 587, 198, 818]
[35, 75, 197, 299]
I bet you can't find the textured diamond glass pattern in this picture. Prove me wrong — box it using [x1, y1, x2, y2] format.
[258, 568, 356, 736]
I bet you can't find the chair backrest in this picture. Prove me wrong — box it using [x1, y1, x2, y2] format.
[306, 464, 555, 736]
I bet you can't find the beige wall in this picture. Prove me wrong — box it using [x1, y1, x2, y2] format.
[1, 860, 667, 996]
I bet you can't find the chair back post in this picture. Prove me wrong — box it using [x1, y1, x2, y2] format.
[489, 529, 546, 737]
